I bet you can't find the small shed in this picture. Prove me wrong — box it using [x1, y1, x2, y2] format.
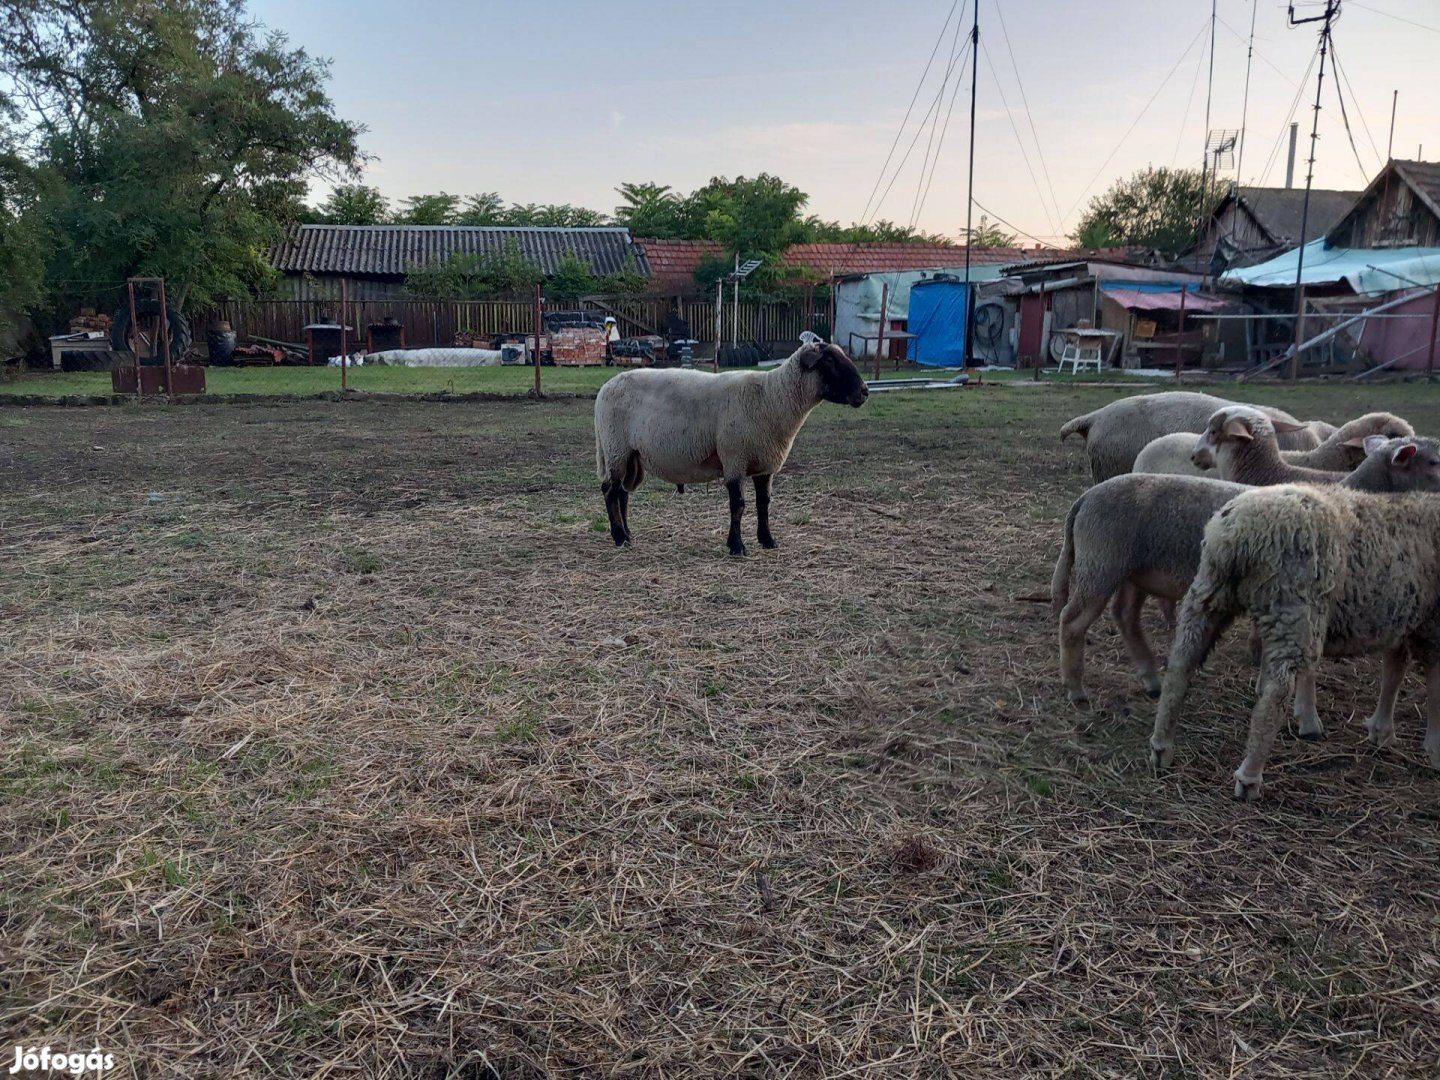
[834, 266, 1009, 362]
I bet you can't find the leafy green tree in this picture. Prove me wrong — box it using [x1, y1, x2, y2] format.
[402, 240, 542, 299]
[0, 0, 363, 314]
[614, 182, 684, 237]
[597, 253, 648, 297]
[691, 173, 809, 257]
[1072, 167, 1210, 255]
[456, 192, 505, 225]
[546, 252, 598, 300]
[503, 202, 608, 227]
[395, 193, 460, 225]
[959, 216, 1019, 249]
[0, 151, 46, 338]
[313, 183, 388, 224]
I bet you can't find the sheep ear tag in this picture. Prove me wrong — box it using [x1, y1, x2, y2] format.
[1222, 418, 1254, 441]
[1270, 418, 1308, 433]
[1393, 443, 1419, 465]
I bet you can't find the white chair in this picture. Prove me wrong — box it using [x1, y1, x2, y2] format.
[1057, 330, 1104, 374]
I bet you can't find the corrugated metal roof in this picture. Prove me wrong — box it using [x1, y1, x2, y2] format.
[271, 225, 650, 277]
[636, 238, 1030, 287]
[1222, 238, 1440, 292]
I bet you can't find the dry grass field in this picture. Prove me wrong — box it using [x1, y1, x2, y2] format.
[2, 382, 1439, 1078]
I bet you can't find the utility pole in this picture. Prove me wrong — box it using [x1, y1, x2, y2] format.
[1287, 0, 1340, 381]
[962, 0, 979, 366]
[1198, 0, 1217, 229]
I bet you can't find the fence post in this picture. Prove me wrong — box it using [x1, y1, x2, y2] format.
[875, 282, 888, 382]
[157, 277, 174, 401]
[714, 280, 722, 372]
[340, 277, 348, 392]
[126, 280, 142, 402]
[533, 282, 543, 397]
[1427, 284, 1440, 380]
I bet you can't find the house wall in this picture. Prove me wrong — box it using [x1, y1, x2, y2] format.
[1331, 179, 1440, 249]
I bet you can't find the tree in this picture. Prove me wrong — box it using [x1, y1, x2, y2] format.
[958, 216, 1018, 249]
[395, 193, 460, 225]
[0, 151, 46, 338]
[546, 252, 598, 300]
[456, 192, 505, 225]
[402, 240, 542, 299]
[314, 184, 388, 224]
[693, 173, 809, 257]
[1072, 167, 1210, 254]
[613, 182, 684, 237]
[0, 0, 364, 313]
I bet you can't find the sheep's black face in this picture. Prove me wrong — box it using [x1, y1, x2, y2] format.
[802, 344, 869, 407]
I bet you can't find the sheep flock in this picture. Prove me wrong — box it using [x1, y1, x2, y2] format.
[1055, 390, 1440, 801]
[595, 358, 1440, 804]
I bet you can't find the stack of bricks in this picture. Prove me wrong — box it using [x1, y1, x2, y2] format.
[549, 327, 607, 366]
[69, 308, 113, 335]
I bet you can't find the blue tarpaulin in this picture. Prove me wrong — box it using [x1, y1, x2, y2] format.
[908, 280, 969, 366]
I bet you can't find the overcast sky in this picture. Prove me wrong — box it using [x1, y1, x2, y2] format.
[250, 0, 1439, 244]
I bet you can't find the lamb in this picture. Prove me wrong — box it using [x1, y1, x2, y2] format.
[1052, 435, 1440, 710]
[593, 342, 868, 555]
[1131, 411, 1413, 477]
[1058, 391, 1326, 482]
[1149, 437, 1440, 800]
[1198, 406, 1417, 485]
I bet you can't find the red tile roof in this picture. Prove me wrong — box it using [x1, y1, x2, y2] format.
[636, 238, 1038, 290]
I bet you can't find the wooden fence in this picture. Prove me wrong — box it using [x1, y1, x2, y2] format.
[201, 296, 820, 348]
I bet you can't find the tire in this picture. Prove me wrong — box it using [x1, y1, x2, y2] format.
[112, 299, 193, 366]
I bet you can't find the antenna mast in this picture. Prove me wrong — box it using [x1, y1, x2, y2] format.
[962, 0, 979, 366]
[1287, 0, 1340, 380]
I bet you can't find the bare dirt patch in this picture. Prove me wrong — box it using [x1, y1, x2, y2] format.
[2, 387, 1438, 1077]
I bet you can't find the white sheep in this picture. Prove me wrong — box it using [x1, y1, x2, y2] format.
[1053, 435, 1440, 712]
[1132, 411, 1413, 477]
[1150, 437, 1440, 800]
[1058, 391, 1327, 482]
[593, 342, 869, 555]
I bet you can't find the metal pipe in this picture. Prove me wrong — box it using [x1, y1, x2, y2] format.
[827, 273, 836, 344]
[875, 281, 889, 382]
[1428, 284, 1440, 379]
[157, 277, 174, 400]
[732, 277, 739, 348]
[533, 282, 543, 397]
[340, 277, 348, 392]
[1387, 90, 1397, 160]
[126, 280, 142, 402]
[714, 279, 722, 372]
[1285, 123, 1299, 188]
[1174, 287, 1188, 378]
[962, 1, 979, 366]
[1289, 0, 1338, 380]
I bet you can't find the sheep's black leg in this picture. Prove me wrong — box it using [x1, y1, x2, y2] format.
[617, 486, 632, 538]
[602, 479, 629, 547]
[726, 479, 747, 557]
[754, 474, 777, 549]
[676, 484, 685, 494]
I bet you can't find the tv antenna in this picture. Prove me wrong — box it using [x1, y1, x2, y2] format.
[1206, 129, 1239, 173]
[1285, 0, 1341, 379]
